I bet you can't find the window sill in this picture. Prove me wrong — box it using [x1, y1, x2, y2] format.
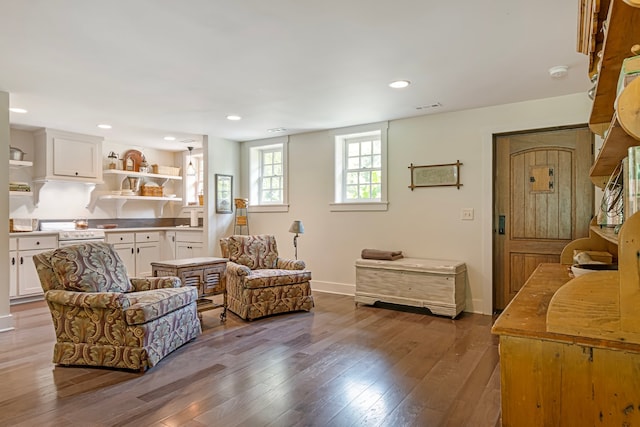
[330, 202, 388, 212]
[248, 204, 289, 213]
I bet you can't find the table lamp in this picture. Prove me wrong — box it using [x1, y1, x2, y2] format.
[289, 220, 305, 259]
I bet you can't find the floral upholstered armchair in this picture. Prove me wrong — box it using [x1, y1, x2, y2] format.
[33, 242, 201, 371]
[220, 234, 314, 320]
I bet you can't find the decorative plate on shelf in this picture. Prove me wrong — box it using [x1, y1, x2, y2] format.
[122, 149, 144, 172]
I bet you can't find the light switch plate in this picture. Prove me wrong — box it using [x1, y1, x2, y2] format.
[461, 208, 474, 220]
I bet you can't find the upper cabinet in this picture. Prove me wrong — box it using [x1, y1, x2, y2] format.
[32, 128, 103, 183]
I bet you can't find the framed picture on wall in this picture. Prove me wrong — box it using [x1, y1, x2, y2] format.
[215, 174, 233, 213]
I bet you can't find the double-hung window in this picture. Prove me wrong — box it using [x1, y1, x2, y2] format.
[244, 136, 289, 212]
[332, 122, 388, 211]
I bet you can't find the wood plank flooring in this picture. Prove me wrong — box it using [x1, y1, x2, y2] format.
[0, 293, 501, 426]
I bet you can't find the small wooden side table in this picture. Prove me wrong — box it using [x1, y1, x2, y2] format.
[151, 257, 228, 322]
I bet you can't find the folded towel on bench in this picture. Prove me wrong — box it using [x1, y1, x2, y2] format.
[361, 248, 404, 261]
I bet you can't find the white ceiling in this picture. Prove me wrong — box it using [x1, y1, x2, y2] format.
[0, 1, 590, 151]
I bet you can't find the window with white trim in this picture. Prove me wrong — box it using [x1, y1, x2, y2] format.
[332, 122, 388, 211]
[259, 147, 283, 203]
[245, 136, 289, 212]
[184, 152, 204, 207]
[344, 135, 382, 201]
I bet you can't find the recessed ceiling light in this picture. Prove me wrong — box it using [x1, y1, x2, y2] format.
[9, 108, 27, 113]
[97, 124, 112, 129]
[267, 128, 287, 133]
[164, 136, 176, 141]
[389, 80, 411, 89]
[226, 115, 242, 121]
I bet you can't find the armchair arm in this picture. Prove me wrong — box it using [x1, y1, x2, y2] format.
[45, 289, 129, 310]
[226, 261, 251, 277]
[277, 258, 306, 270]
[130, 276, 182, 291]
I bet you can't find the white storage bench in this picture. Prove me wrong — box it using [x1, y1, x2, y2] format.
[355, 257, 467, 318]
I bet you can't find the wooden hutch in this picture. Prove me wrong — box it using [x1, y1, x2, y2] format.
[492, 1, 640, 425]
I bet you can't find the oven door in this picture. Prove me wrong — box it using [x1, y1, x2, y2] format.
[58, 238, 106, 247]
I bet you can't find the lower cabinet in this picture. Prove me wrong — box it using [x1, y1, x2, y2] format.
[10, 235, 58, 298]
[106, 231, 160, 277]
[175, 230, 205, 259]
[9, 239, 17, 298]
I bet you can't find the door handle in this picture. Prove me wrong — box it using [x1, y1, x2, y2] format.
[499, 215, 506, 235]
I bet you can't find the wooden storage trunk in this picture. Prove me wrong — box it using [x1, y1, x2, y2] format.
[355, 257, 466, 318]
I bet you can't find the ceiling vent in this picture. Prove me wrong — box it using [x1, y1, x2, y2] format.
[416, 102, 442, 110]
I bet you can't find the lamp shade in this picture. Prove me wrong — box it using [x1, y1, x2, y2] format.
[289, 220, 304, 234]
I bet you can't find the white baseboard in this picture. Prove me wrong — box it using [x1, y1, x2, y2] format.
[0, 314, 15, 333]
[311, 280, 355, 296]
[310, 282, 488, 315]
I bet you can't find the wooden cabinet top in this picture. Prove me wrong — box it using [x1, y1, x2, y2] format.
[492, 263, 640, 352]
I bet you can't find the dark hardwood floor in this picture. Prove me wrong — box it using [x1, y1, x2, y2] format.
[0, 292, 501, 427]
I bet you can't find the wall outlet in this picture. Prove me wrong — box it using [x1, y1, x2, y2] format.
[461, 208, 474, 220]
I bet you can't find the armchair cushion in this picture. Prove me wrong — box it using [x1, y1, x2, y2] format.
[242, 268, 312, 289]
[123, 287, 198, 325]
[228, 234, 279, 269]
[45, 289, 130, 310]
[130, 276, 182, 291]
[50, 243, 132, 293]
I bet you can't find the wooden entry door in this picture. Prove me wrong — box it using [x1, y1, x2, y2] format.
[493, 126, 593, 310]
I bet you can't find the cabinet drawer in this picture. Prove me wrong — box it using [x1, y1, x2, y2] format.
[106, 232, 134, 244]
[18, 235, 57, 251]
[176, 231, 203, 243]
[135, 232, 160, 243]
[9, 238, 17, 251]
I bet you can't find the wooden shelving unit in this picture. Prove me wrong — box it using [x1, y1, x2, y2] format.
[548, 0, 640, 344]
[588, 0, 640, 135]
[589, 114, 639, 187]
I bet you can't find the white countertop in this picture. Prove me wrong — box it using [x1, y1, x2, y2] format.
[10, 226, 203, 237]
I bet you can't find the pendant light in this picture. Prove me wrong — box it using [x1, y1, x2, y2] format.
[186, 146, 196, 176]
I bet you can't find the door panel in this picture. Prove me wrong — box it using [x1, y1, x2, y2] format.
[494, 126, 593, 310]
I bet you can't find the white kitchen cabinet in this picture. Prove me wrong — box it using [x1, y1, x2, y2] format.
[9, 238, 17, 298]
[175, 230, 205, 259]
[135, 231, 160, 276]
[12, 235, 58, 298]
[162, 231, 177, 261]
[106, 231, 160, 277]
[32, 128, 103, 183]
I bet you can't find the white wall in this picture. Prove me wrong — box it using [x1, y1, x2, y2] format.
[0, 92, 12, 331]
[242, 93, 593, 315]
[204, 135, 240, 255]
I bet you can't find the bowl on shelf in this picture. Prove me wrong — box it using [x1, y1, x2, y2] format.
[165, 194, 176, 198]
[571, 263, 618, 277]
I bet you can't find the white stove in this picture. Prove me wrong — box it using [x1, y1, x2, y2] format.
[40, 222, 106, 245]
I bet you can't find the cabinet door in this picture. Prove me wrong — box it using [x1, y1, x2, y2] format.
[9, 252, 18, 298]
[162, 231, 177, 260]
[18, 250, 45, 296]
[113, 243, 136, 277]
[52, 136, 99, 179]
[175, 242, 201, 259]
[136, 242, 160, 277]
